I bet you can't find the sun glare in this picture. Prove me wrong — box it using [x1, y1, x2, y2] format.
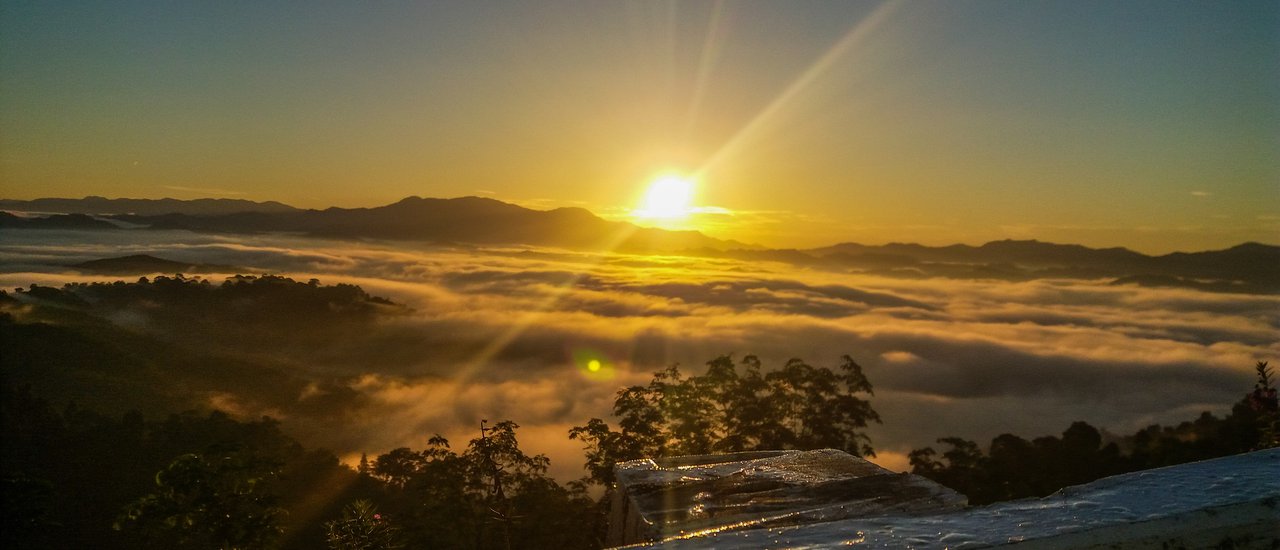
[637, 175, 694, 220]
[573, 349, 614, 381]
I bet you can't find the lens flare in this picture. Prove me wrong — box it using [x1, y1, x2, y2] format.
[572, 348, 615, 380]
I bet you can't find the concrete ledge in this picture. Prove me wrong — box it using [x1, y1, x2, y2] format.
[634, 448, 1280, 549]
[606, 449, 967, 547]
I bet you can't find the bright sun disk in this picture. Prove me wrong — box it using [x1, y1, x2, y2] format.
[638, 175, 694, 219]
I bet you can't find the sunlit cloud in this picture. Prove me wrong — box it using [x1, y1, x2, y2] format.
[161, 185, 247, 196]
[2, 229, 1274, 481]
[690, 206, 733, 215]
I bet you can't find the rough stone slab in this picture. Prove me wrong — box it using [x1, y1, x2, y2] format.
[606, 449, 967, 547]
[636, 448, 1280, 549]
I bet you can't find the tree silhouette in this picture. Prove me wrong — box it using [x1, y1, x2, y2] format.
[909, 362, 1270, 504]
[570, 354, 879, 486]
[366, 422, 595, 550]
[371, 448, 427, 489]
[115, 450, 286, 549]
[1248, 361, 1278, 449]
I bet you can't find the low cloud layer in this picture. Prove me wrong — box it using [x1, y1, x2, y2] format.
[3, 229, 1276, 480]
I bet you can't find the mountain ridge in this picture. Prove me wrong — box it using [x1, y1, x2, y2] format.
[82, 195, 757, 253]
[70, 254, 246, 275]
[0, 211, 119, 230]
[4, 196, 1276, 288]
[0, 196, 298, 216]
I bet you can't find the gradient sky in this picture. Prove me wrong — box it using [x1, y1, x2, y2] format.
[2, 1, 1276, 252]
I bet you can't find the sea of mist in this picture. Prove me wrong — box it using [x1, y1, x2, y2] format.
[2, 228, 1275, 480]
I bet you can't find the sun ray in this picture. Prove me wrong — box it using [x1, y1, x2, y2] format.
[447, 223, 639, 386]
[693, 0, 904, 180]
[448, 2, 900, 389]
[683, 0, 731, 142]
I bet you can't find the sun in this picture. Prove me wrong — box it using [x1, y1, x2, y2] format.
[637, 175, 695, 219]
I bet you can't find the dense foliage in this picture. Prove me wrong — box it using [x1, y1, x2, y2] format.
[10, 274, 402, 353]
[324, 500, 402, 550]
[1, 384, 593, 549]
[362, 421, 597, 549]
[117, 451, 287, 549]
[1, 275, 404, 418]
[1, 385, 368, 549]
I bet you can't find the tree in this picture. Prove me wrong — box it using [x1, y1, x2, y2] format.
[368, 422, 595, 550]
[324, 500, 401, 550]
[392, 435, 475, 549]
[370, 448, 426, 489]
[764, 356, 879, 454]
[115, 450, 285, 549]
[570, 354, 880, 486]
[909, 437, 990, 501]
[357, 453, 370, 476]
[1248, 361, 1278, 449]
[909, 361, 1273, 504]
[464, 420, 550, 550]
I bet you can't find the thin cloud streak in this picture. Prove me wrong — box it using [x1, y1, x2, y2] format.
[161, 185, 247, 196]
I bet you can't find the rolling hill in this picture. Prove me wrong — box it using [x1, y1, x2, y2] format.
[106, 196, 755, 252]
[5, 195, 1276, 291]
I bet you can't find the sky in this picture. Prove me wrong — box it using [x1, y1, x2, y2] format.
[2, 0, 1277, 252]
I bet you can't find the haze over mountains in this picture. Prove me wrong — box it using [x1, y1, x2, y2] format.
[4, 196, 1277, 292]
[0, 211, 119, 231]
[4, 195, 751, 253]
[2, 193, 1276, 494]
[708, 241, 1279, 293]
[69, 254, 245, 276]
[0, 196, 298, 216]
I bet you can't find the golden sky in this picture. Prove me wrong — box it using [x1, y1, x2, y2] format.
[1, 1, 1276, 253]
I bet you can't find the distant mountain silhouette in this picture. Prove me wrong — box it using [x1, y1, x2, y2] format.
[0, 196, 298, 216]
[811, 239, 1149, 268]
[693, 240, 1276, 292]
[1107, 274, 1274, 294]
[800, 240, 1279, 291]
[107, 196, 754, 252]
[0, 211, 119, 230]
[6, 196, 1276, 291]
[70, 254, 246, 275]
